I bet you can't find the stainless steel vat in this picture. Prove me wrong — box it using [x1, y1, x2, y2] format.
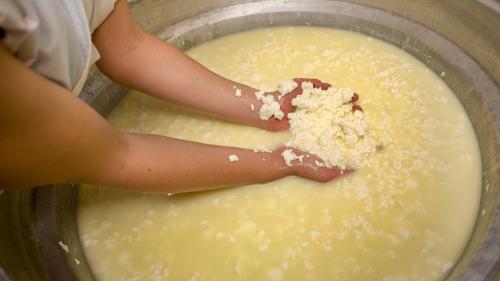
[0, 1, 499, 280]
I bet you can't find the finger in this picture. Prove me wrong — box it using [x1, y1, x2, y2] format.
[318, 82, 331, 90]
[308, 79, 331, 90]
[292, 78, 312, 85]
[292, 78, 321, 86]
[352, 105, 363, 112]
[292, 78, 331, 90]
[351, 93, 359, 102]
[310, 166, 354, 183]
[327, 166, 354, 178]
[265, 119, 290, 132]
[340, 167, 355, 175]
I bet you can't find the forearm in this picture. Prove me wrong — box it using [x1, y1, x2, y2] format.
[93, 1, 267, 129]
[0, 22, 344, 191]
[91, 133, 290, 193]
[103, 36, 262, 126]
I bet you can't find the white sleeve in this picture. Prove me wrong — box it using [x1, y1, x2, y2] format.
[0, 0, 117, 94]
[0, 0, 39, 65]
[0, 0, 93, 94]
[84, 0, 118, 68]
[88, 0, 118, 32]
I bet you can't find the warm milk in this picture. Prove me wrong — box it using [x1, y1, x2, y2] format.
[78, 27, 481, 281]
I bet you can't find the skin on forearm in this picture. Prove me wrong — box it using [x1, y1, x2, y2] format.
[91, 132, 348, 193]
[93, 0, 269, 130]
[107, 37, 265, 129]
[0, 43, 290, 191]
[0, 15, 345, 191]
[0, 45, 124, 188]
[94, 133, 291, 193]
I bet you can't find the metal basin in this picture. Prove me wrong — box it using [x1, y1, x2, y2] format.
[0, 1, 499, 280]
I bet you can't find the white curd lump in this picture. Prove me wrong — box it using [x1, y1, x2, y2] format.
[281, 148, 304, 166]
[78, 27, 481, 281]
[256, 89, 285, 120]
[277, 79, 298, 98]
[256, 79, 298, 121]
[286, 81, 377, 169]
[228, 154, 240, 162]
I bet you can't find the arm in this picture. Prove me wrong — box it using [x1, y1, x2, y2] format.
[103, 137, 344, 192]
[92, 0, 284, 131]
[0, 45, 342, 192]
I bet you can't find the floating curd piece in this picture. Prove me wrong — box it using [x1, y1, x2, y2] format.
[228, 154, 240, 162]
[287, 82, 378, 169]
[277, 79, 298, 99]
[58, 241, 69, 252]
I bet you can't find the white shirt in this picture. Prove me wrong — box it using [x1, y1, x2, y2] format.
[0, 0, 117, 94]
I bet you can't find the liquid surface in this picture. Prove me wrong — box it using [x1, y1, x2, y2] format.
[78, 27, 481, 281]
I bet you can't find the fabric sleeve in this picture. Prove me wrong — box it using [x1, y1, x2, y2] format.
[87, 0, 118, 65]
[89, 0, 118, 32]
[0, 0, 92, 93]
[0, 0, 39, 65]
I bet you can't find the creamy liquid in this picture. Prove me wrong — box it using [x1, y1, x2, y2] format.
[78, 27, 481, 281]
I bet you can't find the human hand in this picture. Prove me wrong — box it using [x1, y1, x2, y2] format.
[262, 78, 363, 131]
[262, 78, 331, 132]
[274, 147, 352, 183]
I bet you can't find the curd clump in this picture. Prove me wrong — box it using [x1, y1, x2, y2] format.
[255, 89, 284, 120]
[256, 80, 299, 120]
[287, 82, 378, 169]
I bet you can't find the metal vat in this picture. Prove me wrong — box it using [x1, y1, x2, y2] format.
[1, 1, 498, 280]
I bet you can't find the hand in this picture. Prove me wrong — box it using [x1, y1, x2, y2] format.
[274, 147, 352, 183]
[263, 78, 332, 132]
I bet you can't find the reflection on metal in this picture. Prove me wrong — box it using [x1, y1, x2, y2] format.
[476, 0, 500, 14]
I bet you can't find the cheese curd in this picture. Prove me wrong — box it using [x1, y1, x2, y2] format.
[281, 148, 304, 166]
[228, 154, 240, 162]
[287, 82, 377, 169]
[255, 90, 284, 120]
[235, 88, 242, 97]
[277, 79, 298, 99]
[256, 80, 298, 120]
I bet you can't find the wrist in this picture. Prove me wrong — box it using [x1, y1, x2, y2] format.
[270, 148, 294, 178]
[250, 149, 291, 183]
